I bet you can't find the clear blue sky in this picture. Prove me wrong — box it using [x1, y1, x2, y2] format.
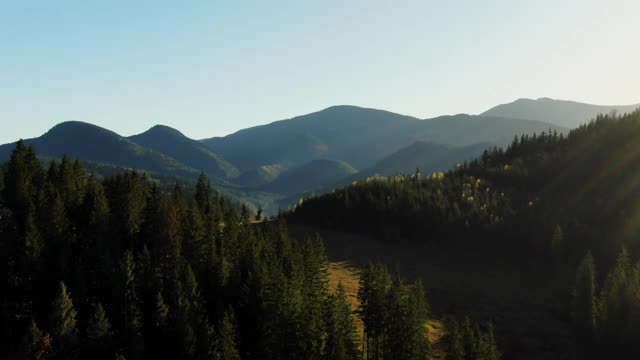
[1, 0, 638, 144]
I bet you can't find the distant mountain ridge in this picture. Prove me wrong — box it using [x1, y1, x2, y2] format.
[263, 159, 357, 195]
[129, 125, 239, 179]
[0, 121, 200, 178]
[362, 141, 490, 177]
[2, 97, 625, 213]
[482, 97, 640, 129]
[202, 105, 566, 172]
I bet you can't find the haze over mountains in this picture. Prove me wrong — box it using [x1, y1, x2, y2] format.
[1, 97, 637, 212]
[482, 97, 640, 129]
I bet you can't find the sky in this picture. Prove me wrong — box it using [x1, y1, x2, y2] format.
[1, 0, 639, 144]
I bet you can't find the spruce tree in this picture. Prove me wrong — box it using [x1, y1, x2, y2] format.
[218, 307, 241, 360]
[446, 319, 465, 360]
[49, 281, 78, 354]
[572, 252, 597, 353]
[551, 225, 564, 263]
[598, 247, 636, 356]
[87, 303, 112, 342]
[86, 303, 113, 358]
[119, 250, 143, 358]
[325, 283, 359, 360]
[20, 319, 52, 360]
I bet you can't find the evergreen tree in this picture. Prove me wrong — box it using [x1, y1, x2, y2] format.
[358, 261, 391, 360]
[551, 225, 564, 263]
[86, 303, 112, 342]
[325, 283, 359, 360]
[218, 308, 241, 360]
[49, 281, 78, 355]
[20, 319, 53, 360]
[598, 247, 636, 357]
[446, 319, 465, 360]
[85, 303, 113, 358]
[571, 252, 597, 354]
[119, 250, 143, 358]
[475, 322, 500, 360]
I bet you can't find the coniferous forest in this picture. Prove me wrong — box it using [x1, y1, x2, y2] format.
[1, 141, 460, 359]
[292, 110, 640, 358]
[5, 110, 640, 359]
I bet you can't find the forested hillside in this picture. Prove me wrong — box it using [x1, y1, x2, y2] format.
[263, 159, 357, 195]
[129, 125, 239, 179]
[0, 142, 506, 360]
[0, 122, 201, 179]
[292, 110, 640, 358]
[202, 105, 564, 171]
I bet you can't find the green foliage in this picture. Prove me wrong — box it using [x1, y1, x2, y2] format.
[358, 261, 431, 360]
[1, 144, 468, 359]
[20, 319, 52, 360]
[218, 308, 241, 360]
[49, 281, 78, 355]
[446, 317, 500, 360]
[325, 283, 359, 360]
[153, 291, 169, 328]
[551, 224, 564, 262]
[87, 303, 112, 342]
[86, 303, 113, 358]
[571, 252, 597, 353]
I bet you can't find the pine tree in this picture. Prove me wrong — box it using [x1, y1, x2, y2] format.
[24, 213, 43, 263]
[20, 319, 52, 360]
[49, 281, 78, 354]
[598, 247, 636, 356]
[218, 307, 241, 360]
[195, 173, 212, 215]
[325, 283, 359, 360]
[153, 291, 169, 328]
[446, 319, 465, 360]
[357, 261, 391, 360]
[119, 250, 143, 358]
[475, 322, 501, 360]
[572, 252, 597, 353]
[85, 303, 112, 358]
[551, 225, 564, 263]
[87, 303, 112, 342]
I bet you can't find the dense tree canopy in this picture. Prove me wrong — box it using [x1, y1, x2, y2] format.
[0, 142, 453, 359]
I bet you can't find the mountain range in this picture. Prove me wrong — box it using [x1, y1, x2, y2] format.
[482, 97, 640, 129]
[1, 97, 637, 212]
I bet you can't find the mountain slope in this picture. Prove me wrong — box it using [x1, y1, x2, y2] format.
[129, 125, 239, 179]
[264, 159, 357, 194]
[202, 105, 565, 171]
[482, 97, 640, 129]
[0, 121, 200, 178]
[361, 141, 489, 177]
[234, 163, 291, 188]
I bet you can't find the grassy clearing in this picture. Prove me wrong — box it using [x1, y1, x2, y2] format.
[293, 224, 572, 360]
[327, 260, 448, 358]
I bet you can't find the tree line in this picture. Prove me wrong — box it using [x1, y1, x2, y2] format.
[0, 141, 439, 359]
[291, 109, 640, 357]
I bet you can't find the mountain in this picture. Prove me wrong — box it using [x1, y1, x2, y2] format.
[234, 163, 291, 188]
[129, 125, 239, 179]
[482, 97, 640, 129]
[290, 109, 640, 359]
[0, 121, 200, 178]
[202, 105, 566, 172]
[360, 141, 489, 177]
[264, 159, 357, 195]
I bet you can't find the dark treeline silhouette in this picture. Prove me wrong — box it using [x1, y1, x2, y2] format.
[0, 141, 436, 359]
[292, 110, 640, 357]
